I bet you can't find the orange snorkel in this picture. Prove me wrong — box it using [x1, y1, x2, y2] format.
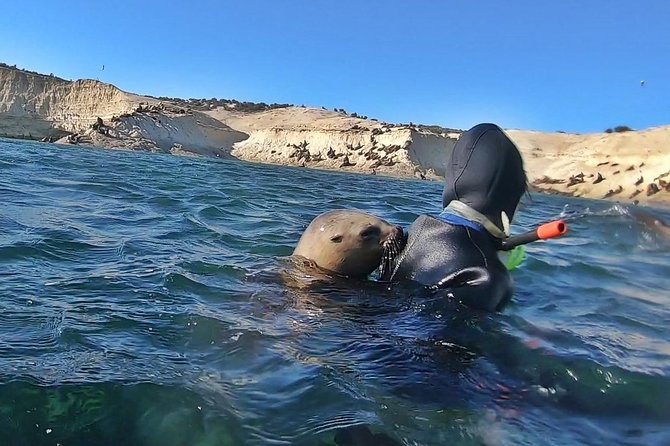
[500, 220, 568, 251]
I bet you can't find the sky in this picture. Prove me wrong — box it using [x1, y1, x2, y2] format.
[1, 0, 668, 133]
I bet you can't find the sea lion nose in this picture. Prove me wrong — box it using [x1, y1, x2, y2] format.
[394, 225, 408, 248]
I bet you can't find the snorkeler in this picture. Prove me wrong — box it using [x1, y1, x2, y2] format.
[386, 123, 529, 311]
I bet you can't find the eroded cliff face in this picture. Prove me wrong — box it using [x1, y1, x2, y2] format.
[3, 65, 668, 204]
[0, 67, 139, 137]
[0, 66, 457, 177]
[0, 67, 247, 155]
[208, 107, 458, 178]
[230, 126, 454, 178]
[71, 110, 248, 156]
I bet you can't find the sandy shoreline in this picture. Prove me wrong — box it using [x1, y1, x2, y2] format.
[507, 127, 670, 207]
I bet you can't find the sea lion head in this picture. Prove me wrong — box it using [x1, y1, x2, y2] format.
[292, 210, 405, 278]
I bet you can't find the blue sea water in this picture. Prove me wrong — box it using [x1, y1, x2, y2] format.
[1, 138, 669, 446]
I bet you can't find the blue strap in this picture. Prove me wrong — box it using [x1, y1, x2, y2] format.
[436, 212, 485, 233]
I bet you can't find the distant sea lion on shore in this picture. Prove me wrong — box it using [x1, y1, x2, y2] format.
[292, 210, 406, 279]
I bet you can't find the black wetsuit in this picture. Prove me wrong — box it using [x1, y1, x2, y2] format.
[390, 123, 527, 312]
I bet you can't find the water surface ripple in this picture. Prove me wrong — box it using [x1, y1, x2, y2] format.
[1, 139, 669, 445]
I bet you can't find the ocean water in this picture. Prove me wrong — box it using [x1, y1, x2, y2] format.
[1, 138, 669, 446]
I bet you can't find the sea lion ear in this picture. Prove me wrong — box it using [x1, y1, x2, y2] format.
[330, 234, 343, 243]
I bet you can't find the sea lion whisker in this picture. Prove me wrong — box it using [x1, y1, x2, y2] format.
[379, 234, 405, 281]
[391, 242, 398, 255]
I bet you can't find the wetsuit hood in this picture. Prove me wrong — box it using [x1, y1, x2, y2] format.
[442, 123, 527, 233]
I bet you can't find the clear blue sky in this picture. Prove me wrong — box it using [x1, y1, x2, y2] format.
[1, 1, 668, 132]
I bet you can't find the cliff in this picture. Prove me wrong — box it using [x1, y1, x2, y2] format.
[207, 107, 457, 178]
[509, 127, 670, 205]
[0, 66, 139, 138]
[1, 65, 668, 205]
[0, 66, 246, 155]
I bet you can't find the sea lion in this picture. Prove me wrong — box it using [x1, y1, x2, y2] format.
[293, 210, 405, 279]
[631, 209, 670, 238]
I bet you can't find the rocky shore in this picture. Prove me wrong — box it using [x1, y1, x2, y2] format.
[1, 64, 668, 206]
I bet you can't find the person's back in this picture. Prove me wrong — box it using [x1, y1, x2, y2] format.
[389, 123, 527, 312]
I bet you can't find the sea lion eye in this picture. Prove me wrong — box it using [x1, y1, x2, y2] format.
[330, 234, 343, 243]
[359, 226, 380, 240]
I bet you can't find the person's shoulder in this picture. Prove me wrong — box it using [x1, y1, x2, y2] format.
[410, 214, 438, 228]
